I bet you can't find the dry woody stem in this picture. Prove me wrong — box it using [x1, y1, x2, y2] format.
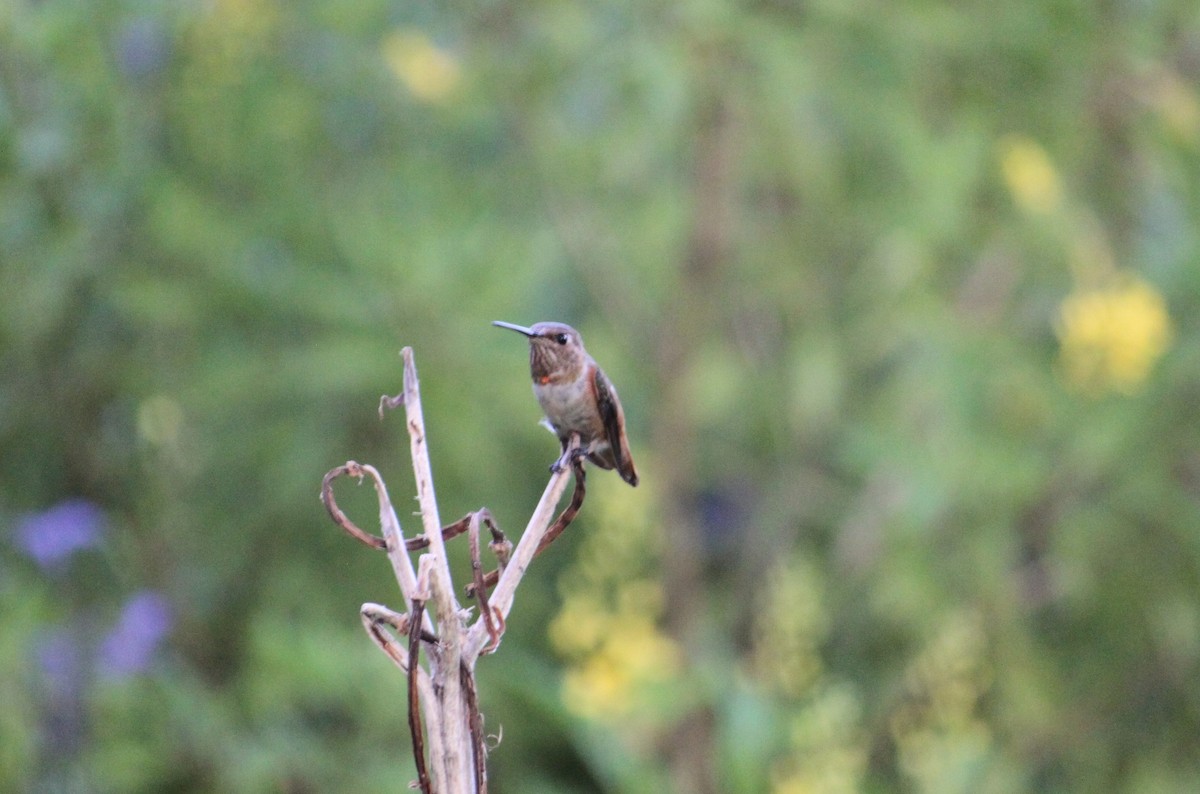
[320, 347, 587, 793]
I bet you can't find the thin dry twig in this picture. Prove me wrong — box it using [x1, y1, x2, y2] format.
[409, 596, 432, 794]
[405, 514, 472, 551]
[324, 460, 432, 632]
[461, 662, 488, 794]
[321, 462, 387, 550]
[362, 603, 439, 649]
[488, 520, 512, 572]
[463, 435, 581, 660]
[536, 457, 587, 555]
[466, 455, 586, 598]
[466, 510, 504, 653]
[360, 603, 440, 737]
[361, 604, 411, 670]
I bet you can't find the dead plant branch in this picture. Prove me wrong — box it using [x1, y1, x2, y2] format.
[409, 596, 433, 794]
[325, 348, 596, 792]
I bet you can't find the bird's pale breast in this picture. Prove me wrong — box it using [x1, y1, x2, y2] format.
[534, 375, 604, 441]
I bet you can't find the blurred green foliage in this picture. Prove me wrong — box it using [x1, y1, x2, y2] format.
[3, 0, 1200, 791]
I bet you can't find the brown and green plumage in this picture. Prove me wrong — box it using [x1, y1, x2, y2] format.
[493, 321, 639, 486]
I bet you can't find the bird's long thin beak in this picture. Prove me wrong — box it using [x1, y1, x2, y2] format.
[492, 320, 535, 337]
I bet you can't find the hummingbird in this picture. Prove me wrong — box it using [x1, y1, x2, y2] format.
[493, 321, 639, 486]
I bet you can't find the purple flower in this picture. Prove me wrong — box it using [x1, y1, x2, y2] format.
[16, 500, 105, 569]
[98, 591, 173, 680]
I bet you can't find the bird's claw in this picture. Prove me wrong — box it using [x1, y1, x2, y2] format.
[550, 445, 588, 474]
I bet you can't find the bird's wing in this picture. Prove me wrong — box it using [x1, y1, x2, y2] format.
[593, 367, 628, 471]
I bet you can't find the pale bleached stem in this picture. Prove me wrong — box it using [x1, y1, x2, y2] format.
[401, 348, 454, 597]
[464, 436, 579, 661]
[401, 347, 471, 792]
[354, 464, 435, 636]
[359, 604, 438, 714]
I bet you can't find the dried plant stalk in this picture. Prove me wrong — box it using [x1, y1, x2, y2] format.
[321, 347, 587, 792]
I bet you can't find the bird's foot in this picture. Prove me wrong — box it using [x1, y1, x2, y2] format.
[549, 444, 588, 474]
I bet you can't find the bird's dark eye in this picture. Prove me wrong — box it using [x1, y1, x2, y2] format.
[555, 333, 569, 345]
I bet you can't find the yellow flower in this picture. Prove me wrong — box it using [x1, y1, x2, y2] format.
[751, 559, 828, 698]
[999, 135, 1063, 215]
[772, 685, 866, 794]
[889, 613, 993, 791]
[555, 588, 680, 721]
[549, 476, 674, 723]
[382, 31, 461, 103]
[548, 595, 612, 656]
[1057, 275, 1172, 394]
[562, 655, 633, 720]
[603, 615, 681, 680]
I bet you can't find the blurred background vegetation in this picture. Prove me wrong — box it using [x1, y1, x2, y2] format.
[2, 0, 1199, 791]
